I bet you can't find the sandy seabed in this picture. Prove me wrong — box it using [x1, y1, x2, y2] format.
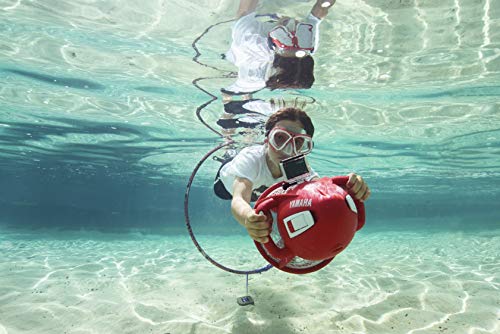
[0, 227, 498, 334]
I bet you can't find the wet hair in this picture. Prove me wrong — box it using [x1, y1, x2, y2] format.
[265, 54, 315, 90]
[265, 107, 315, 137]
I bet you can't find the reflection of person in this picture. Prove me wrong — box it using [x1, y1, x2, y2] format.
[216, 96, 299, 146]
[216, 97, 278, 143]
[213, 107, 371, 243]
[222, 0, 336, 95]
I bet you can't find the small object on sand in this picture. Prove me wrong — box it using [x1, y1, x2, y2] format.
[237, 295, 254, 306]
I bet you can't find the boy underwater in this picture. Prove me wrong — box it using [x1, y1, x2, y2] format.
[214, 107, 371, 243]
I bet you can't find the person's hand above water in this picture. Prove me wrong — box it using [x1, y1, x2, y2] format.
[311, 0, 336, 19]
[346, 173, 371, 202]
[244, 210, 272, 243]
[317, 0, 336, 6]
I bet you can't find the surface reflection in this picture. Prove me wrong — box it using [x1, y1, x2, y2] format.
[215, 0, 334, 146]
[223, 0, 335, 94]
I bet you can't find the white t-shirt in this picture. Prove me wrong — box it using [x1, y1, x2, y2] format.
[240, 99, 279, 116]
[219, 145, 284, 195]
[219, 145, 318, 196]
[225, 12, 322, 94]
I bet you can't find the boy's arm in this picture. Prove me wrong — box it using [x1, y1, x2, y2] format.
[237, 0, 260, 18]
[311, 0, 336, 20]
[231, 176, 272, 243]
[230, 177, 254, 227]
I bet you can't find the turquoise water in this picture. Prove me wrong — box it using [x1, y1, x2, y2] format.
[0, 0, 499, 333]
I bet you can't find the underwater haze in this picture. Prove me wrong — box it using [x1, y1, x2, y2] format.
[0, 0, 499, 333]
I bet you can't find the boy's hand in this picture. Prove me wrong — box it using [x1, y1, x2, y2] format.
[244, 210, 272, 243]
[346, 173, 371, 202]
[316, 0, 336, 7]
[311, 0, 336, 19]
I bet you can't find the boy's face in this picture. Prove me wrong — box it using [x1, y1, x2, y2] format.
[266, 119, 307, 162]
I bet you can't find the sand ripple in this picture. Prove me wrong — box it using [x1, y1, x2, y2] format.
[0, 228, 498, 334]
